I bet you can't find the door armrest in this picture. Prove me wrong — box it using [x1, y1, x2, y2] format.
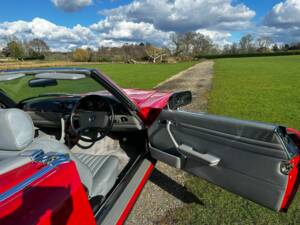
[178, 144, 220, 166]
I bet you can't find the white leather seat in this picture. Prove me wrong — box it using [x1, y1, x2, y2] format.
[0, 109, 119, 197]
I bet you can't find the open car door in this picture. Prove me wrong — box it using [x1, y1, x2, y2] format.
[148, 109, 300, 211]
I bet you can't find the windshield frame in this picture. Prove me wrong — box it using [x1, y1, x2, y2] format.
[0, 68, 139, 112]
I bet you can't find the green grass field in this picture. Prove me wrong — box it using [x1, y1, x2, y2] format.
[209, 56, 300, 129]
[163, 55, 300, 225]
[80, 62, 197, 89]
[0, 62, 196, 102]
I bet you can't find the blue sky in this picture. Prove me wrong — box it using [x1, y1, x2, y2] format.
[236, 0, 281, 20]
[0, 0, 281, 26]
[0, 0, 299, 51]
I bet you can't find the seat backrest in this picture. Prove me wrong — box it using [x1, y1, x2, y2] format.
[0, 109, 34, 151]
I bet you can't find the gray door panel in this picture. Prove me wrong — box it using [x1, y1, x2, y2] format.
[148, 110, 290, 211]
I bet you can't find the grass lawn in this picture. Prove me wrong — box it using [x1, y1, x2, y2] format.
[162, 55, 300, 225]
[79, 62, 197, 89]
[0, 62, 196, 102]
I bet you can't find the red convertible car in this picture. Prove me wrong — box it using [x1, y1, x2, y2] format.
[0, 68, 299, 225]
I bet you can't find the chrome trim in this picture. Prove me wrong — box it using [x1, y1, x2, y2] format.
[166, 120, 179, 148]
[19, 149, 44, 161]
[166, 120, 187, 158]
[0, 152, 70, 202]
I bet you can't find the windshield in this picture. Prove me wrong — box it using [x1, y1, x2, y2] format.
[0, 71, 105, 103]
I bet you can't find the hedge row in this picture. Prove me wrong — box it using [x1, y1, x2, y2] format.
[196, 51, 300, 59]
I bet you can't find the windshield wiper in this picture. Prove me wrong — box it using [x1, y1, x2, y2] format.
[18, 93, 80, 105]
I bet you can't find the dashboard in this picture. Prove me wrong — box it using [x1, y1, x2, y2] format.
[20, 95, 142, 131]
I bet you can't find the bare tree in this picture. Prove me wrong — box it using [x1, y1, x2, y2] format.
[171, 32, 214, 56]
[192, 33, 213, 55]
[171, 33, 182, 55]
[222, 44, 231, 54]
[256, 36, 273, 52]
[272, 44, 280, 52]
[230, 43, 239, 54]
[239, 34, 255, 53]
[145, 44, 167, 63]
[222, 43, 239, 55]
[27, 38, 49, 55]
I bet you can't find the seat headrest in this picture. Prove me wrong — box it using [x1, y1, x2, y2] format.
[0, 109, 34, 151]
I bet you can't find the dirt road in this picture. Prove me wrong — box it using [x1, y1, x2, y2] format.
[125, 60, 214, 225]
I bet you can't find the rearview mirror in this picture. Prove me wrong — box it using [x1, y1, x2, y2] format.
[168, 91, 192, 109]
[28, 78, 58, 88]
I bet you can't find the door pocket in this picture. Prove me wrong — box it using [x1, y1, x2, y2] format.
[149, 144, 184, 168]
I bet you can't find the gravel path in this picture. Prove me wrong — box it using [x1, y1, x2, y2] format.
[125, 60, 214, 225]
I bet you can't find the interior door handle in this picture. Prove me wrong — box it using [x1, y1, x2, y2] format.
[164, 120, 220, 166]
[178, 144, 220, 166]
[165, 120, 179, 148]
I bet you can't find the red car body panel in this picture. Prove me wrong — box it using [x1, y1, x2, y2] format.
[116, 163, 155, 225]
[0, 161, 96, 225]
[122, 88, 172, 125]
[123, 89, 172, 110]
[0, 162, 44, 194]
[280, 128, 300, 211]
[281, 154, 300, 211]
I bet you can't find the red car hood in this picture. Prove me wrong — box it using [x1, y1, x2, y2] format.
[122, 89, 172, 125]
[123, 88, 172, 110]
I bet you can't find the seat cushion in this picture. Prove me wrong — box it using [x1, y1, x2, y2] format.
[74, 153, 119, 197]
[26, 138, 94, 193]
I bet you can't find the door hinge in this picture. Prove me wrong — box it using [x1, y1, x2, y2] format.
[280, 161, 294, 175]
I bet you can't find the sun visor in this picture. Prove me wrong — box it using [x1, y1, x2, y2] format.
[0, 73, 25, 82]
[35, 72, 86, 80]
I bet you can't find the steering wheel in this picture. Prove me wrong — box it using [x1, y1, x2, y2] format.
[70, 95, 114, 143]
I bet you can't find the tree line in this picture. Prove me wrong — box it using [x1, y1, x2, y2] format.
[221, 34, 298, 55]
[1, 37, 50, 60]
[1, 33, 300, 62]
[71, 43, 170, 63]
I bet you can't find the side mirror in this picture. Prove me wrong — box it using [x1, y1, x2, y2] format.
[28, 78, 58, 88]
[168, 91, 192, 109]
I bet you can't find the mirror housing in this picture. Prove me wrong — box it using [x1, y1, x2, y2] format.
[28, 78, 58, 88]
[168, 91, 192, 109]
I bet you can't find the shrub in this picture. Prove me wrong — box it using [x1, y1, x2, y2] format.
[72, 48, 91, 62]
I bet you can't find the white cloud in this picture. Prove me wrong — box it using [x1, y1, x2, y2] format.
[261, 0, 300, 43]
[91, 20, 173, 46]
[0, 0, 257, 51]
[100, 0, 256, 32]
[0, 17, 171, 51]
[51, 0, 92, 12]
[92, 0, 255, 47]
[0, 18, 96, 51]
[264, 0, 300, 28]
[196, 29, 232, 46]
[96, 39, 128, 48]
